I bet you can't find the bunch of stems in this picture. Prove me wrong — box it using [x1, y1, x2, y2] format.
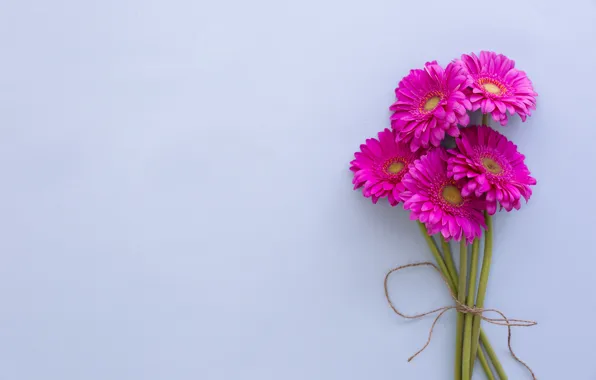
[418, 218, 502, 379]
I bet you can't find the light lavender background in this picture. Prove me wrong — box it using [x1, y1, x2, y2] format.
[0, 0, 595, 379]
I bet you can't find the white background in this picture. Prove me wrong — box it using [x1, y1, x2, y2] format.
[1, 0, 595, 379]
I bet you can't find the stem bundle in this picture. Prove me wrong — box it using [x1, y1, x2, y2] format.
[417, 224, 504, 379]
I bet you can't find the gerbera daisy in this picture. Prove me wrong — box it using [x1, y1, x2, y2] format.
[447, 125, 536, 215]
[401, 148, 485, 243]
[457, 51, 537, 126]
[350, 129, 425, 206]
[390, 61, 472, 152]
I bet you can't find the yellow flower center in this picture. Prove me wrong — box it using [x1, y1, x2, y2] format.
[423, 96, 441, 111]
[478, 77, 507, 96]
[387, 161, 405, 174]
[481, 157, 502, 174]
[442, 185, 463, 205]
[483, 83, 501, 94]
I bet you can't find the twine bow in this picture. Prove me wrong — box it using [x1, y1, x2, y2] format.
[384, 262, 537, 379]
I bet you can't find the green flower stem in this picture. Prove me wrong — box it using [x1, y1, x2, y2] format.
[471, 213, 508, 379]
[418, 225, 496, 380]
[482, 113, 489, 125]
[456, 240, 468, 380]
[480, 330, 507, 380]
[440, 237, 458, 286]
[462, 239, 480, 380]
[470, 214, 491, 374]
[476, 343, 495, 380]
[417, 223, 456, 290]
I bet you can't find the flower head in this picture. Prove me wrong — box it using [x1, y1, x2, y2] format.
[350, 129, 425, 206]
[390, 61, 472, 152]
[458, 51, 537, 126]
[402, 148, 486, 243]
[447, 125, 536, 215]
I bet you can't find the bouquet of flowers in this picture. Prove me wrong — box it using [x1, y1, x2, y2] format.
[350, 51, 538, 380]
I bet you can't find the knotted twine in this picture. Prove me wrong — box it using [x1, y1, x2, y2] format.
[384, 261, 537, 379]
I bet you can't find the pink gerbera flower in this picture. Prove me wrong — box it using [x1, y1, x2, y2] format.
[350, 129, 425, 206]
[458, 51, 537, 126]
[390, 61, 472, 152]
[447, 125, 536, 215]
[402, 148, 485, 243]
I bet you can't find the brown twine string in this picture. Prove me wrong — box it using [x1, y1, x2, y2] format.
[384, 261, 537, 379]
